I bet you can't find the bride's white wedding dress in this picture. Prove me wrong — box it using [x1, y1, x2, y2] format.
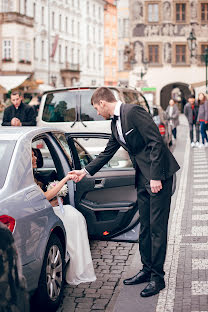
[52, 203, 96, 285]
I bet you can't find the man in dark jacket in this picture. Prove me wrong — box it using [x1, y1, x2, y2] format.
[70, 87, 180, 297]
[184, 94, 199, 147]
[2, 91, 36, 126]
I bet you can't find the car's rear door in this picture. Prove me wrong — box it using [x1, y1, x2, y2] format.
[66, 133, 139, 241]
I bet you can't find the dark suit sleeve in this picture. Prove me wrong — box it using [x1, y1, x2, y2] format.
[2, 107, 11, 126]
[21, 106, 36, 126]
[129, 106, 166, 180]
[85, 132, 120, 176]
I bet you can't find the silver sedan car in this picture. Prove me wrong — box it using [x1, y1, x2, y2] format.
[0, 127, 139, 311]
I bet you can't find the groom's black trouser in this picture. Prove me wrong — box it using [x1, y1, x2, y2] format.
[137, 173, 173, 281]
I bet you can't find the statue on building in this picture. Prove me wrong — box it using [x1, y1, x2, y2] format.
[124, 43, 135, 70]
[163, 1, 171, 21]
[134, 41, 144, 64]
[191, 1, 197, 19]
[132, 1, 143, 21]
[164, 42, 172, 63]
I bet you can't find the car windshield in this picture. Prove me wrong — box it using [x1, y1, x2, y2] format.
[0, 140, 16, 189]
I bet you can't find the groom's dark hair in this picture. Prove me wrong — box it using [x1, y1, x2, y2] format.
[91, 87, 116, 105]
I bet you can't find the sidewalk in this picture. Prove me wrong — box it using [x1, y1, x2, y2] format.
[113, 115, 208, 312]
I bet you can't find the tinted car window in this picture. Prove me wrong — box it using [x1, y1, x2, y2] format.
[0, 140, 16, 189]
[80, 90, 104, 121]
[42, 91, 76, 122]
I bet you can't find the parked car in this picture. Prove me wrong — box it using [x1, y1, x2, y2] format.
[37, 86, 172, 146]
[0, 127, 139, 311]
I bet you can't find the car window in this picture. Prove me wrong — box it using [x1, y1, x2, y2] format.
[74, 137, 133, 169]
[52, 133, 73, 167]
[32, 139, 56, 170]
[42, 91, 76, 122]
[0, 140, 16, 189]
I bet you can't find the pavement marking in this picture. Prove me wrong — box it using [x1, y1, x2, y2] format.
[194, 179, 208, 183]
[192, 281, 208, 295]
[192, 214, 208, 220]
[193, 198, 208, 203]
[193, 206, 208, 211]
[192, 226, 208, 236]
[192, 259, 208, 269]
[156, 133, 190, 312]
[191, 243, 208, 250]
[194, 191, 208, 195]
[193, 184, 208, 189]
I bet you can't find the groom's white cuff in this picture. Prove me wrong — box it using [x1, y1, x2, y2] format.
[83, 168, 89, 175]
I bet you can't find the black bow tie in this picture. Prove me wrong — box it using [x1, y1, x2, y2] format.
[111, 115, 118, 122]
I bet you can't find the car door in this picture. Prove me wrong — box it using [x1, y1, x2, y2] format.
[65, 133, 139, 241]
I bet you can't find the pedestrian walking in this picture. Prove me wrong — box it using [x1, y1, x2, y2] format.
[166, 99, 180, 140]
[197, 92, 208, 147]
[2, 91, 36, 126]
[184, 95, 200, 147]
[69, 87, 180, 297]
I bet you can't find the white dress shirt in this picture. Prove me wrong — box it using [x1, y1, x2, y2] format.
[113, 101, 126, 144]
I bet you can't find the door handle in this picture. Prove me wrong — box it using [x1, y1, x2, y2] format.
[94, 178, 105, 188]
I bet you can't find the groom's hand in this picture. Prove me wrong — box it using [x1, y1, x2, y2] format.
[150, 180, 162, 193]
[68, 169, 87, 183]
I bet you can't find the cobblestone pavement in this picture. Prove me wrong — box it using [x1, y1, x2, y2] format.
[58, 241, 138, 312]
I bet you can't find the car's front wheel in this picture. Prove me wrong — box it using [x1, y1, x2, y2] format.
[33, 233, 65, 312]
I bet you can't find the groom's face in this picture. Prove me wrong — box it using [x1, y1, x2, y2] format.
[93, 100, 111, 120]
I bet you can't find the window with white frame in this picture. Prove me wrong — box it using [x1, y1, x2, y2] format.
[41, 40, 45, 60]
[52, 11, 55, 30]
[41, 6, 44, 25]
[59, 44, 62, 63]
[77, 21, 80, 38]
[148, 3, 159, 22]
[78, 49, 80, 64]
[71, 47, 74, 64]
[93, 27, 96, 43]
[93, 52, 96, 68]
[2, 0, 9, 12]
[25, 42, 31, 62]
[33, 38, 37, 59]
[2, 39, 12, 60]
[59, 14, 62, 31]
[87, 25, 90, 41]
[65, 46, 68, 64]
[99, 53, 101, 70]
[33, 2, 36, 21]
[65, 17, 68, 33]
[72, 19, 74, 36]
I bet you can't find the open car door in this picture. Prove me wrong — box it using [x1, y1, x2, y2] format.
[65, 133, 139, 242]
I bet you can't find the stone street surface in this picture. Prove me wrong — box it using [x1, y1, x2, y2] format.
[58, 115, 208, 312]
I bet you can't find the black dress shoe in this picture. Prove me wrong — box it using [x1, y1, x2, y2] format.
[123, 270, 151, 285]
[140, 280, 165, 297]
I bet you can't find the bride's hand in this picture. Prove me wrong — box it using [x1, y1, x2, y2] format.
[66, 172, 79, 182]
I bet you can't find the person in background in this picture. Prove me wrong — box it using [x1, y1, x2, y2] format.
[197, 93, 208, 147]
[166, 99, 180, 140]
[2, 91, 36, 126]
[184, 95, 199, 147]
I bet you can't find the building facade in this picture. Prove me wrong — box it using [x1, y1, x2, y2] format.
[129, 0, 208, 109]
[0, 0, 105, 90]
[117, 0, 130, 87]
[104, 0, 118, 86]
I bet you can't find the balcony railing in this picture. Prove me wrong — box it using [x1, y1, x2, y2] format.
[0, 12, 34, 27]
[61, 62, 80, 71]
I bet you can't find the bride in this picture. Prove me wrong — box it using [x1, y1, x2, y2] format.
[32, 149, 96, 285]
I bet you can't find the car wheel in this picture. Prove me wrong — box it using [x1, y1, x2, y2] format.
[33, 234, 65, 312]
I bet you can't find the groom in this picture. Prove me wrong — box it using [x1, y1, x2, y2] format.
[70, 87, 180, 297]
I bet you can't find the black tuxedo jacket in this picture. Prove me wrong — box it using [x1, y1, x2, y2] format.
[85, 104, 180, 181]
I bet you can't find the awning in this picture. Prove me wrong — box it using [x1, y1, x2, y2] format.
[0, 75, 29, 91]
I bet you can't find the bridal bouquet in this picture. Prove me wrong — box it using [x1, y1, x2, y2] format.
[47, 180, 68, 197]
[47, 181, 68, 214]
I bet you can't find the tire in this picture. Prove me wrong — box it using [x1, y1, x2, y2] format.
[33, 234, 65, 312]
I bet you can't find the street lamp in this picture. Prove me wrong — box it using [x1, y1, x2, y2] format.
[187, 31, 197, 58]
[51, 75, 57, 87]
[187, 30, 208, 94]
